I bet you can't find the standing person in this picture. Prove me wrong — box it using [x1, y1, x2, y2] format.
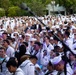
[6, 57, 24, 75]
[45, 61, 58, 75]
[20, 55, 38, 75]
[0, 47, 11, 75]
[43, 35, 54, 55]
[63, 31, 73, 50]
[29, 38, 37, 54]
[2, 39, 15, 57]
[15, 44, 26, 66]
[51, 55, 73, 75]
[2, 32, 8, 40]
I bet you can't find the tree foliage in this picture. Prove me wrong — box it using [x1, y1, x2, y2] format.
[27, 0, 45, 16]
[0, 8, 5, 17]
[0, 0, 76, 16]
[8, 6, 21, 17]
[55, 0, 76, 13]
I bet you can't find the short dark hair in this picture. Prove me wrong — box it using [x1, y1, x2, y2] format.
[35, 41, 41, 47]
[0, 47, 6, 51]
[48, 61, 53, 66]
[19, 44, 26, 53]
[3, 39, 10, 45]
[6, 57, 17, 68]
[65, 31, 70, 37]
[45, 35, 50, 41]
[2, 32, 8, 35]
[29, 55, 38, 60]
[23, 42, 28, 47]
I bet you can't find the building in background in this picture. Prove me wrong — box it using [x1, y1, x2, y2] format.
[46, 3, 66, 15]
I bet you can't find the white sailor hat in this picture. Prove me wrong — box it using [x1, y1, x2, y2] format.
[29, 38, 37, 41]
[25, 33, 32, 37]
[50, 55, 62, 65]
[55, 25, 59, 29]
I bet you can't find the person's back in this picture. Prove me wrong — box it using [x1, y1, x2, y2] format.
[20, 59, 35, 75]
[20, 55, 38, 75]
[6, 57, 24, 75]
[0, 47, 11, 75]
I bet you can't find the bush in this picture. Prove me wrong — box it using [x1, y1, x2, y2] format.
[0, 8, 5, 17]
[8, 6, 21, 17]
[8, 6, 31, 17]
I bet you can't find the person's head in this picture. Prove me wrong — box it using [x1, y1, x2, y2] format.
[19, 44, 26, 56]
[19, 34, 25, 43]
[47, 61, 54, 71]
[53, 36, 59, 44]
[22, 42, 28, 47]
[30, 38, 37, 46]
[68, 52, 76, 61]
[50, 50, 58, 59]
[44, 36, 50, 44]
[3, 39, 10, 48]
[2, 32, 8, 40]
[64, 31, 70, 39]
[0, 24, 3, 29]
[0, 47, 6, 58]
[25, 33, 31, 42]
[6, 57, 18, 73]
[7, 37, 13, 44]
[51, 56, 64, 71]
[29, 55, 38, 65]
[54, 46, 63, 53]
[33, 34, 40, 42]
[34, 42, 41, 51]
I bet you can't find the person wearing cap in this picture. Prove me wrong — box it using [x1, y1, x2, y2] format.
[45, 61, 58, 75]
[25, 33, 32, 43]
[29, 38, 37, 54]
[51, 55, 73, 75]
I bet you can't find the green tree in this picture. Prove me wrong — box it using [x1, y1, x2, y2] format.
[23, 0, 46, 16]
[0, 8, 5, 17]
[0, 0, 11, 16]
[55, 0, 76, 14]
[8, 6, 21, 17]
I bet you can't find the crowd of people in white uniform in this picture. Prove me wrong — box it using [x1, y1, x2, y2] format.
[0, 15, 76, 75]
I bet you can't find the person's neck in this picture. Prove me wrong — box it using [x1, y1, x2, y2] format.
[6, 45, 9, 49]
[46, 42, 49, 45]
